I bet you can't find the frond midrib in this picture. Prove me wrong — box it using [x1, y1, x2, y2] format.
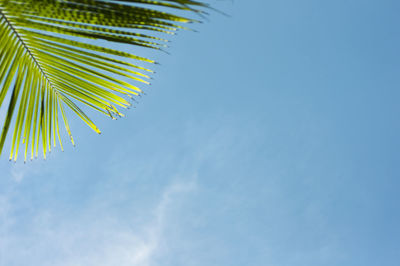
[0, 7, 58, 94]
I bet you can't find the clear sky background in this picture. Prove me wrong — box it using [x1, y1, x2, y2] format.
[1, 0, 400, 265]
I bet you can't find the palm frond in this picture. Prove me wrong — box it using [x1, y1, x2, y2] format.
[0, 0, 208, 161]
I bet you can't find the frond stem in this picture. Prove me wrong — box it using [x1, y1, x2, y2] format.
[0, 7, 57, 93]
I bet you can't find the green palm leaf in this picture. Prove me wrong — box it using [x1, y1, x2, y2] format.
[0, 0, 208, 161]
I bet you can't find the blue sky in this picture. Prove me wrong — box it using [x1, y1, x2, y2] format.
[1, 0, 400, 265]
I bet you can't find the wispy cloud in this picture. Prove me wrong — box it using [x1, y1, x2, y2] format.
[6, 158, 46, 182]
[10, 168, 25, 183]
[0, 118, 241, 266]
[0, 180, 196, 266]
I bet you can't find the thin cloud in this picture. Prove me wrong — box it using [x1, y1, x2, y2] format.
[10, 168, 25, 183]
[0, 180, 196, 266]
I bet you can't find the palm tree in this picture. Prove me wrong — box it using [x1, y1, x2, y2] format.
[0, 0, 209, 162]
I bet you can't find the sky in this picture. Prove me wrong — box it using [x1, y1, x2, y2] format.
[1, 0, 400, 265]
